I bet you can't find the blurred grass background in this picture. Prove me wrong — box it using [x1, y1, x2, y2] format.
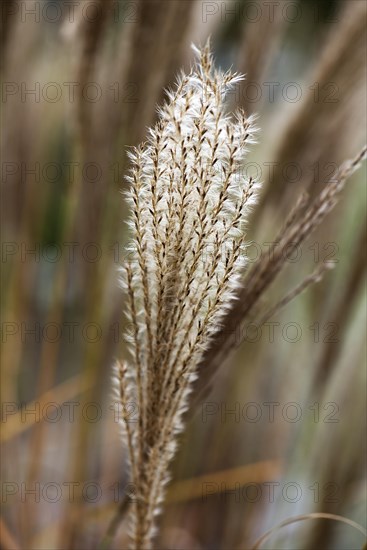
[1, 0, 366, 548]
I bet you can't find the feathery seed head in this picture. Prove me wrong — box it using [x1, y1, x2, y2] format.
[117, 41, 260, 550]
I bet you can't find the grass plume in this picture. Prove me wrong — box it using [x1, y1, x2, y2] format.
[115, 42, 259, 549]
